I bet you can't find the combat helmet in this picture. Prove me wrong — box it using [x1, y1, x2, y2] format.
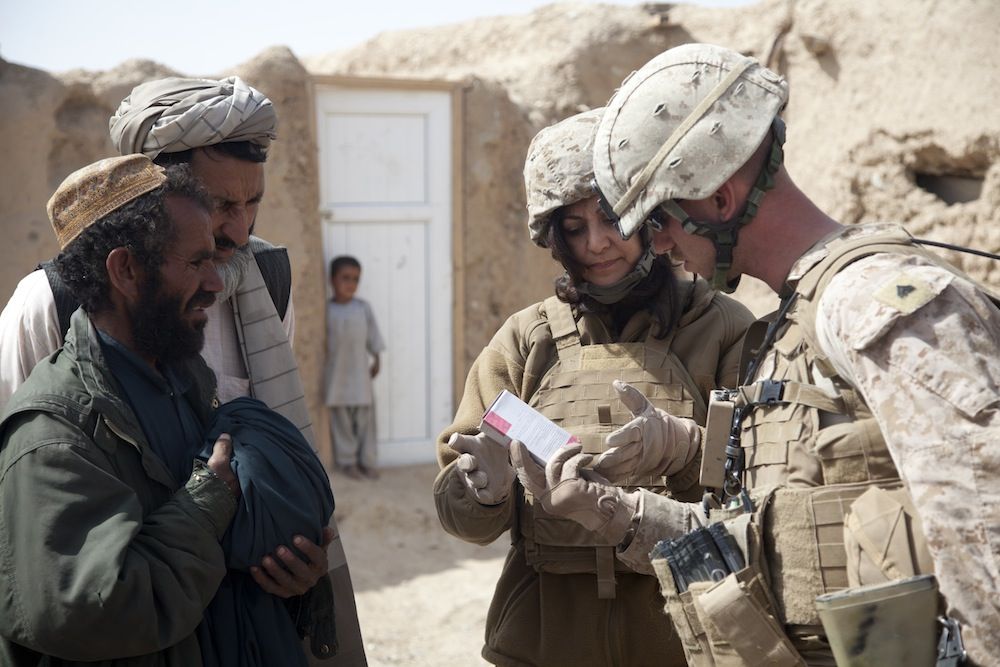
[524, 107, 656, 304]
[594, 43, 789, 291]
[524, 108, 605, 248]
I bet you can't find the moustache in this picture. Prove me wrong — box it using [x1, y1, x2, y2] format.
[187, 291, 217, 311]
[215, 236, 239, 251]
[215, 223, 255, 251]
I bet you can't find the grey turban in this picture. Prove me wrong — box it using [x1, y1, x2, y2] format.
[109, 76, 278, 158]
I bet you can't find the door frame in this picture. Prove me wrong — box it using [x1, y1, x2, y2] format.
[308, 73, 467, 418]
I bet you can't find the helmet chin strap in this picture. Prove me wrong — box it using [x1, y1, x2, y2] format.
[659, 118, 786, 294]
[576, 241, 658, 305]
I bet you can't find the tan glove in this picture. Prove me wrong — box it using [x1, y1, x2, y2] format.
[449, 432, 516, 506]
[593, 380, 701, 481]
[510, 440, 639, 545]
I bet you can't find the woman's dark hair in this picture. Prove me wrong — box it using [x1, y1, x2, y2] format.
[546, 208, 682, 339]
[154, 140, 269, 167]
[330, 255, 361, 279]
[54, 164, 211, 314]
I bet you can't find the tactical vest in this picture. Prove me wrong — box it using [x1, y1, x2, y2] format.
[517, 295, 708, 598]
[733, 227, 952, 635]
[654, 226, 1000, 666]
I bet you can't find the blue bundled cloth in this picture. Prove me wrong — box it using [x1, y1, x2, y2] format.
[198, 397, 335, 667]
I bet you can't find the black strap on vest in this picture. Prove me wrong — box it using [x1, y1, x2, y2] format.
[248, 237, 292, 322]
[40, 241, 292, 341]
[38, 260, 78, 340]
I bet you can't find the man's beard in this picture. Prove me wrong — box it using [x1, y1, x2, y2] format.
[130, 272, 215, 364]
[216, 243, 255, 302]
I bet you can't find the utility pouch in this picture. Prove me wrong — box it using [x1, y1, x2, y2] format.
[700, 390, 736, 490]
[652, 513, 804, 667]
[521, 511, 630, 598]
[694, 566, 805, 667]
[651, 557, 717, 666]
[843, 485, 934, 587]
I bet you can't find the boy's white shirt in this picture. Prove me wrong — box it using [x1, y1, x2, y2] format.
[324, 297, 385, 407]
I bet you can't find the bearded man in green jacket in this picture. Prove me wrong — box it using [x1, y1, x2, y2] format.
[0, 155, 241, 665]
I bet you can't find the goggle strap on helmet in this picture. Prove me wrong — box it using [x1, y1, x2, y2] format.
[612, 58, 756, 219]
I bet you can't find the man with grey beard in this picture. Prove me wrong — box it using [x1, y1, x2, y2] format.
[0, 76, 367, 666]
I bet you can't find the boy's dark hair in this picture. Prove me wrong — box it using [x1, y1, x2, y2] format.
[330, 255, 362, 279]
[54, 164, 211, 314]
[546, 209, 682, 340]
[154, 140, 269, 167]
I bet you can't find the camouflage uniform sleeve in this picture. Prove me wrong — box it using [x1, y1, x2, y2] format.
[616, 490, 706, 575]
[816, 253, 1000, 665]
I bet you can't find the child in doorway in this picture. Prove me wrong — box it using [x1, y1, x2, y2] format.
[325, 255, 386, 480]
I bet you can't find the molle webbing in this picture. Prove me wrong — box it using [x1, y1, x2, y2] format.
[762, 481, 903, 627]
[517, 297, 711, 593]
[532, 361, 695, 455]
[735, 235, 917, 489]
[539, 295, 706, 455]
[535, 296, 706, 470]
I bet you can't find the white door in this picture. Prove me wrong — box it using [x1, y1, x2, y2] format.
[315, 83, 453, 466]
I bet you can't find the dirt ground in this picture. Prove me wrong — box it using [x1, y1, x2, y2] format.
[330, 464, 509, 666]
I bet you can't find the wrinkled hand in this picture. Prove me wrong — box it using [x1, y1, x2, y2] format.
[510, 440, 638, 545]
[207, 433, 240, 498]
[449, 432, 516, 506]
[593, 381, 700, 481]
[251, 526, 334, 598]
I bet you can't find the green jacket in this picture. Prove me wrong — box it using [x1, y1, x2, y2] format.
[0, 310, 237, 666]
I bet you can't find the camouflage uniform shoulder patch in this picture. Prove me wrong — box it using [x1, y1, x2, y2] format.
[822, 256, 953, 352]
[872, 272, 940, 315]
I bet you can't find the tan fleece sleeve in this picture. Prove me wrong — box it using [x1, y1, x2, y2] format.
[434, 305, 551, 544]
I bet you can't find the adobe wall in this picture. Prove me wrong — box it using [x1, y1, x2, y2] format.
[307, 0, 1000, 319]
[1, 1, 997, 454]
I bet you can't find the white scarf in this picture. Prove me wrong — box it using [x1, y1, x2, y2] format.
[230, 258, 315, 446]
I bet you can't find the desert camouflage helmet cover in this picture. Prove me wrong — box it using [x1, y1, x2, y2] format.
[524, 107, 604, 247]
[594, 43, 789, 238]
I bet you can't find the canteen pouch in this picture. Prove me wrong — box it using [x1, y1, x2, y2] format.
[815, 575, 938, 667]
